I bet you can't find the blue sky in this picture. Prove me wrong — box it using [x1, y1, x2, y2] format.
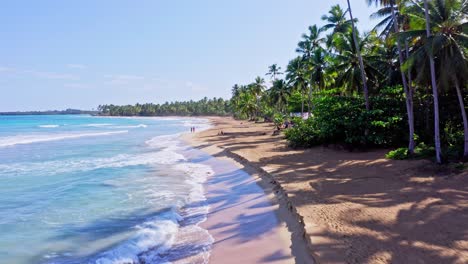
[0, 0, 378, 111]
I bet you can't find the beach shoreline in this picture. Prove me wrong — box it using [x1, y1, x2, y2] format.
[182, 116, 468, 264]
[181, 120, 315, 264]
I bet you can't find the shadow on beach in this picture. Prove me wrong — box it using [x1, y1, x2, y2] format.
[186, 117, 468, 264]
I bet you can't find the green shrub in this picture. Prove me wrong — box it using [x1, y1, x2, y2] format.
[273, 113, 285, 127]
[386, 148, 409, 160]
[285, 88, 407, 149]
[386, 143, 435, 160]
[284, 118, 321, 148]
[414, 142, 435, 158]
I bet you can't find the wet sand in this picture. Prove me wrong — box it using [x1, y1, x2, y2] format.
[181, 134, 314, 264]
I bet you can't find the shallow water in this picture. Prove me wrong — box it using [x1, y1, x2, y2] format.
[0, 115, 213, 264]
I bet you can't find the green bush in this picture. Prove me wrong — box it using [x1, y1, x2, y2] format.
[273, 113, 285, 127]
[284, 118, 321, 148]
[386, 148, 409, 160]
[285, 88, 407, 149]
[386, 143, 435, 160]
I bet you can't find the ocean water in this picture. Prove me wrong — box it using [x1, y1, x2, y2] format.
[0, 115, 214, 264]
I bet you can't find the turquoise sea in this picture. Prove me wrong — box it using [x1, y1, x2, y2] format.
[0, 115, 213, 264]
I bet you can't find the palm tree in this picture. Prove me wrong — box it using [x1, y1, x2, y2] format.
[251, 76, 266, 118]
[296, 25, 326, 56]
[404, 0, 468, 159]
[321, 5, 354, 48]
[269, 79, 291, 114]
[423, 0, 442, 163]
[368, 0, 415, 154]
[238, 91, 257, 120]
[432, 0, 468, 158]
[286, 57, 308, 116]
[305, 47, 329, 111]
[331, 31, 384, 96]
[346, 0, 370, 110]
[295, 24, 326, 113]
[266, 64, 283, 80]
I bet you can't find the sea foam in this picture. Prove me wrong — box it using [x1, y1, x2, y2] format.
[87, 135, 214, 264]
[0, 130, 128, 148]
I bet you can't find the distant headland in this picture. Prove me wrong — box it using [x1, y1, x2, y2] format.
[0, 109, 98, 116]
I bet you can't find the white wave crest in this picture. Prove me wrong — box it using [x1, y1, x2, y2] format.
[91, 210, 181, 264]
[83, 123, 113, 127]
[38, 125, 59, 128]
[0, 131, 128, 148]
[0, 150, 185, 176]
[111, 124, 147, 129]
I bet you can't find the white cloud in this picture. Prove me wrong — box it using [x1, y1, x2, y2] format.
[64, 83, 89, 89]
[25, 70, 79, 80]
[67, 64, 86, 69]
[0, 66, 13, 72]
[104, 74, 145, 85]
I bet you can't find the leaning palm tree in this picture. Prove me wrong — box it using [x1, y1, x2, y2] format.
[368, 0, 416, 154]
[266, 64, 283, 80]
[346, 0, 370, 110]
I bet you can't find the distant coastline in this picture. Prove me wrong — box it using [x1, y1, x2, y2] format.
[0, 109, 98, 116]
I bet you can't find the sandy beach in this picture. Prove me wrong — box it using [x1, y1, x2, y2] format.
[181, 129, 314, 264]
[183, 117, 468, 264]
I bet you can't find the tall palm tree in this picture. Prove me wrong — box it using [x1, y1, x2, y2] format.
[331, 31, 384, 96]
[251, 76, 266, 118]
[296, 24, 326, 113]
[238, 90, 257, 120]
[251, 76, 266, 97]
[296, 25, 326, 56]
[346, 0, 370, 110]
[305, 47, 329, 109]
[404, 0, 468, 158]
[321, 5, 354, 48]
[433, 0, 468, 158]
[423, 0, 442, 163]
[368, 0, 416, 154]
[269, 79, 291, 114]
[266, 64, 283, 80]
[286, 57, 308, 115]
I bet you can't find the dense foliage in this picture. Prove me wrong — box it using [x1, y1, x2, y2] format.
[98, 97, 230, 116]
[230, 0, 467, 163]
[285, 88, 407, 148]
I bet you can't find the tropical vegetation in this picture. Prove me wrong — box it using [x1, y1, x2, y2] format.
[229, 0, 467, 163]
[98, 97, 230, 116]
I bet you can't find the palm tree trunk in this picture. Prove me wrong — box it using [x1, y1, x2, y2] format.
[423, 0, 442, 163]
[391, 2, 415, 154]
[454, 79, 468, 158]
[346, 0, 370, 110]
[307, 85, 312, 118]
[405, 41, 415, 147]
[308, 85, 313, 118]
[301, 89, 305, 117]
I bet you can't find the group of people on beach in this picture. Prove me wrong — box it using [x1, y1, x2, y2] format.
[190, 127, 196, 133]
